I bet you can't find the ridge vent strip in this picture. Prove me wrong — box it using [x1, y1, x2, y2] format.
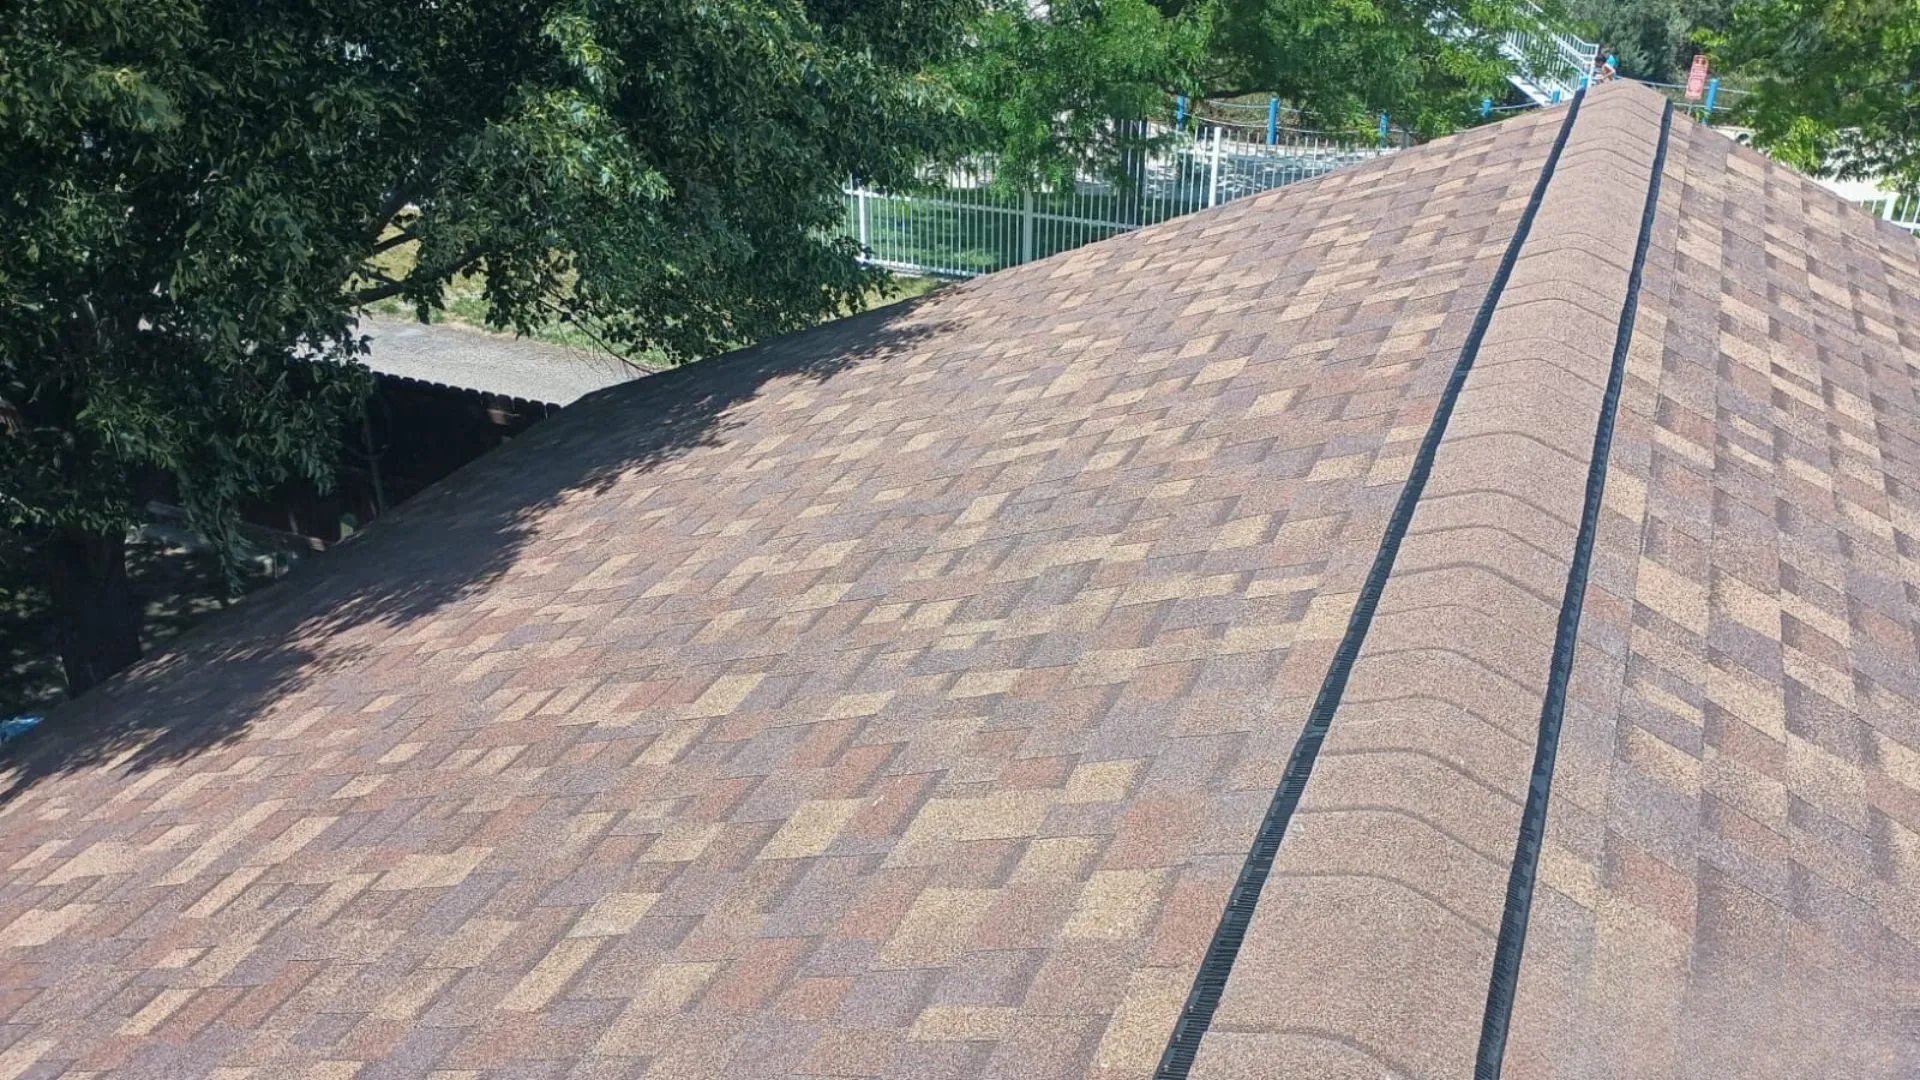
[1474, 98, 1676, 1080]
[1153, 89, 1590, 1080]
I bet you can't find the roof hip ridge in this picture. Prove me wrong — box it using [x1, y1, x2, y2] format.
[1158, 89, 1685, 1078]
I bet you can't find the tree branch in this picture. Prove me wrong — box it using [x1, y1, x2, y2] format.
[364, 147, 449, 246]
[347, 246, 487, 306]
[348, 277, 423, 307]
[535, 297, 659, 372]
[365, 181, 421, 247]
[1191, 86, 1262, 101]
[368, 226, 422, 257]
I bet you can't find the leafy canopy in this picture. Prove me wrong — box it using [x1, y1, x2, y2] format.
[941, 0, 1539, 187]
[1716, 0, 1920, 187]
[1567, 0, 1733, 82]
[942, 0, 1208, 187]
[1168, 0, 1534, 136]
[0, 0, 969, 551]
[3, 0, 1560, 588]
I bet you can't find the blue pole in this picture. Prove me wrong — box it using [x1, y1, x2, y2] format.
[1703, 78, 1719, 125]
[1481, 97, 1492, 119]
[1175, 95, 1187, 132]
[1267, 97, 1278, 145]
[1378, 112, 1389, 145]
[1551, 89, 1562, 105]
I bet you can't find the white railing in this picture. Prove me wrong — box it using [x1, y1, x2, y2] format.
[1697, 126, 1920, 229]
[842, 121, 1396, 277]
[1823, 178, 1920, 230]
[1497, 1, 1599, 105]
[1863, 193, 1920, 229]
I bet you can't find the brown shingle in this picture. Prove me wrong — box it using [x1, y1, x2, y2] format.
[1194, 83, 1670, 1079]
[1502, 90, 1920, 1080]
[3, 82, 1917, 1078]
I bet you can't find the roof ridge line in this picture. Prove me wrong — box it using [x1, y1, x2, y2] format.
[1476, 97, 1677, 1080]
[1236, 84, 1673, 1071]
[1151, 88, 1591, 1080]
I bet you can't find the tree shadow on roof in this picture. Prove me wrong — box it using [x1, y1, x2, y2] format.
[0, 296, 953, 806]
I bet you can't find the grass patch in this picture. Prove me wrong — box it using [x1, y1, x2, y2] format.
[356, 241, 626, 353]
[357, 237, 944, 358]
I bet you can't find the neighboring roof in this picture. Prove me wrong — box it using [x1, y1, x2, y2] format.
[359, 316, 640, 405]
[1, 83, 1917, 1079]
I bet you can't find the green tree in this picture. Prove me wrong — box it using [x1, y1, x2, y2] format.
[943, 0, 1537, 186]
[1716, 0, 1920, 187]
[1168, 0, 1535, 137]
[1568, 0, 1733, 82]
[943, 0, 1208, 187]
[0, 0, 970, 694]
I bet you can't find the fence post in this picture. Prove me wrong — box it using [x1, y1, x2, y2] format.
[1481, 98, 1492, 119]
[1267, 97, 1278, 145]
[1205, 126, 1223, 208]
[1175, 96, 1187, 132]
[1020, 189, 1035, 264]
[1378, 113, 1389, 147]
[856, 188, 868, 251]
[1703, 78, 1719, 125]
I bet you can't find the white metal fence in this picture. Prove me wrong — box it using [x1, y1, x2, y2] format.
[1857, 191, 1920, 230]
[1500, 1, 1599, 105]
[1685, 123, 1920, 232]
[842, 121, 1396, 278]
[1771, 133, 1920, 229]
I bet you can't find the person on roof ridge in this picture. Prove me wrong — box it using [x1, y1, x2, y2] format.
[1593, 49, 1618, 84]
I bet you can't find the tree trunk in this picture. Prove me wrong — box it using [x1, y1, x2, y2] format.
[45, 528, 142, 696]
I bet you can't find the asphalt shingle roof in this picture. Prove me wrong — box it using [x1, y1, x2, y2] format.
[3, 83, 1918, 1078]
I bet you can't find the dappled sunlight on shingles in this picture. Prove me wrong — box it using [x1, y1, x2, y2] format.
[0, 298, 950, 808]
[0, 103, 1601, 1078]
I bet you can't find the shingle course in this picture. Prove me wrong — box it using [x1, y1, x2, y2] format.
[2, 83, 1917, 1079]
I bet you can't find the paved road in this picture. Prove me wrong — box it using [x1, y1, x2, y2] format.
[358, 317, 645, 405]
